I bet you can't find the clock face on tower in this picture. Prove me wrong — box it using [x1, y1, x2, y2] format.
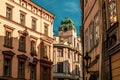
[64, 27, 68, 32]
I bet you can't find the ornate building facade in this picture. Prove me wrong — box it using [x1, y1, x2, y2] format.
[0, 0, 55, 80]
[53, 18, 82, 80]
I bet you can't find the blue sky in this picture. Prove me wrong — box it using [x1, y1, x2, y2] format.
[32, 0, 82, 35]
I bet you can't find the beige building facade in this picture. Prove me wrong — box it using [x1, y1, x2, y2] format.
[0, 0, 54, 80]
[80, 0, 103, 80]
[53, 18, 82, 80]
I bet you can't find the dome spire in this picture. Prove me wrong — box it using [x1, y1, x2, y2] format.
[59, 17, 76, 31]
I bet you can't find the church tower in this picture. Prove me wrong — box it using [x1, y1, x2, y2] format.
[58, 17, 77, 48]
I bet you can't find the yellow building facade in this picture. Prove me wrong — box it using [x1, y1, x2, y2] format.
[0, 0, 54, 80]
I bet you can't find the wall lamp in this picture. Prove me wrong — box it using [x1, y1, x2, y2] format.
[84, 51, 91, 73]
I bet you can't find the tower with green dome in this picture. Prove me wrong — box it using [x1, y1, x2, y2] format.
[58, 17, 77, 48]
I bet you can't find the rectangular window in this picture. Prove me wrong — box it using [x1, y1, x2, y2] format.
[30, 40, 36, 56]
[43, 45, 47, 57]
[4, 58, 11, 76]
[89, 22, 94, 50]
[19, 36, 25, 52]
[57, 62, 63, 73]
[31, 19, 36, 31]
[6, 7, 12, 19]
[4, 31, 12, 48]
[18, 61, 25, 78]
[44, 26, 48, 36]
[58, 48, 63, 57]
[43, 67, 50, 80]
[94, 13, 99, 45]
[68, 50, 70, 58]
[30, 65, 36, 80]
[20, 13, 25, 25]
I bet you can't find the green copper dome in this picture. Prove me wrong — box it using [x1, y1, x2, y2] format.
[59, 17, 76, 31]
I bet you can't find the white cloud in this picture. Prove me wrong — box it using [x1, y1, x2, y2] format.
[64, 2, 80, 13]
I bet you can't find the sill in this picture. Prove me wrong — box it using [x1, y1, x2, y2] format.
[18, 49, 26, 53]
[4, 45, 13, 49]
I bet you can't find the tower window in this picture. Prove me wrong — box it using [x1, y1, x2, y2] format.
[64, 27, 68, 32]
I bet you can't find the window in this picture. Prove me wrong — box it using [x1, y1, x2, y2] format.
[44, 26, 48, 36]
[30, 65, 36, 80]
[108, 0, 117, 26]
[6, 7, 12, 19]
[31, 19, 36, 30]
[4, 31, 12, 48]
[30, 40, 36, 54]
[68, 50, 70, 58]
[57, 62, 63, 73]
[43, 45, 47, 57]
[4, 58, 11, 76]
[20, 13, 25, 25]
[94, 13, 99, 45]
[58, 48, 63, 57]
[89, 22, 94, 50]
[18, 61, 25, 78]
[43, 67, 50, 80]
[75, 65, 79, 75]
[64, 27, 68, 32]
[19, 36, 26, 52]
[2, 50, 14, 78]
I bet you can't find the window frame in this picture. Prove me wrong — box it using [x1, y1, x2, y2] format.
[20, 11, 26, 26]
[6, 3, 14, 20]
[19, 35, 26, 52]
[44, 23, 49, 36]
[30, 64, 36, 80]
[4, 25, 14, 49]
[4, 31, 12, 48]
[57, 48, 63, 57]
[89, 21, 94, 50]
[4, 58, 11, 77]
[94, 12, 100, 46]
[18, 61, 25, 79]
[30, 40, 36, 56]
[31, 17, 37, 31]
[57, 62, 63, 73]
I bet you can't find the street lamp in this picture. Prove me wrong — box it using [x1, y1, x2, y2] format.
[84, 51, 91, 73]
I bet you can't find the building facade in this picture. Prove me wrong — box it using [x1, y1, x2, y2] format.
[80, 0, 103, 80]
[102, 0, 120, 80]
[0, 0, 54, 80]
[53, 18, 82, 80]
[81, 0, 120, 80]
